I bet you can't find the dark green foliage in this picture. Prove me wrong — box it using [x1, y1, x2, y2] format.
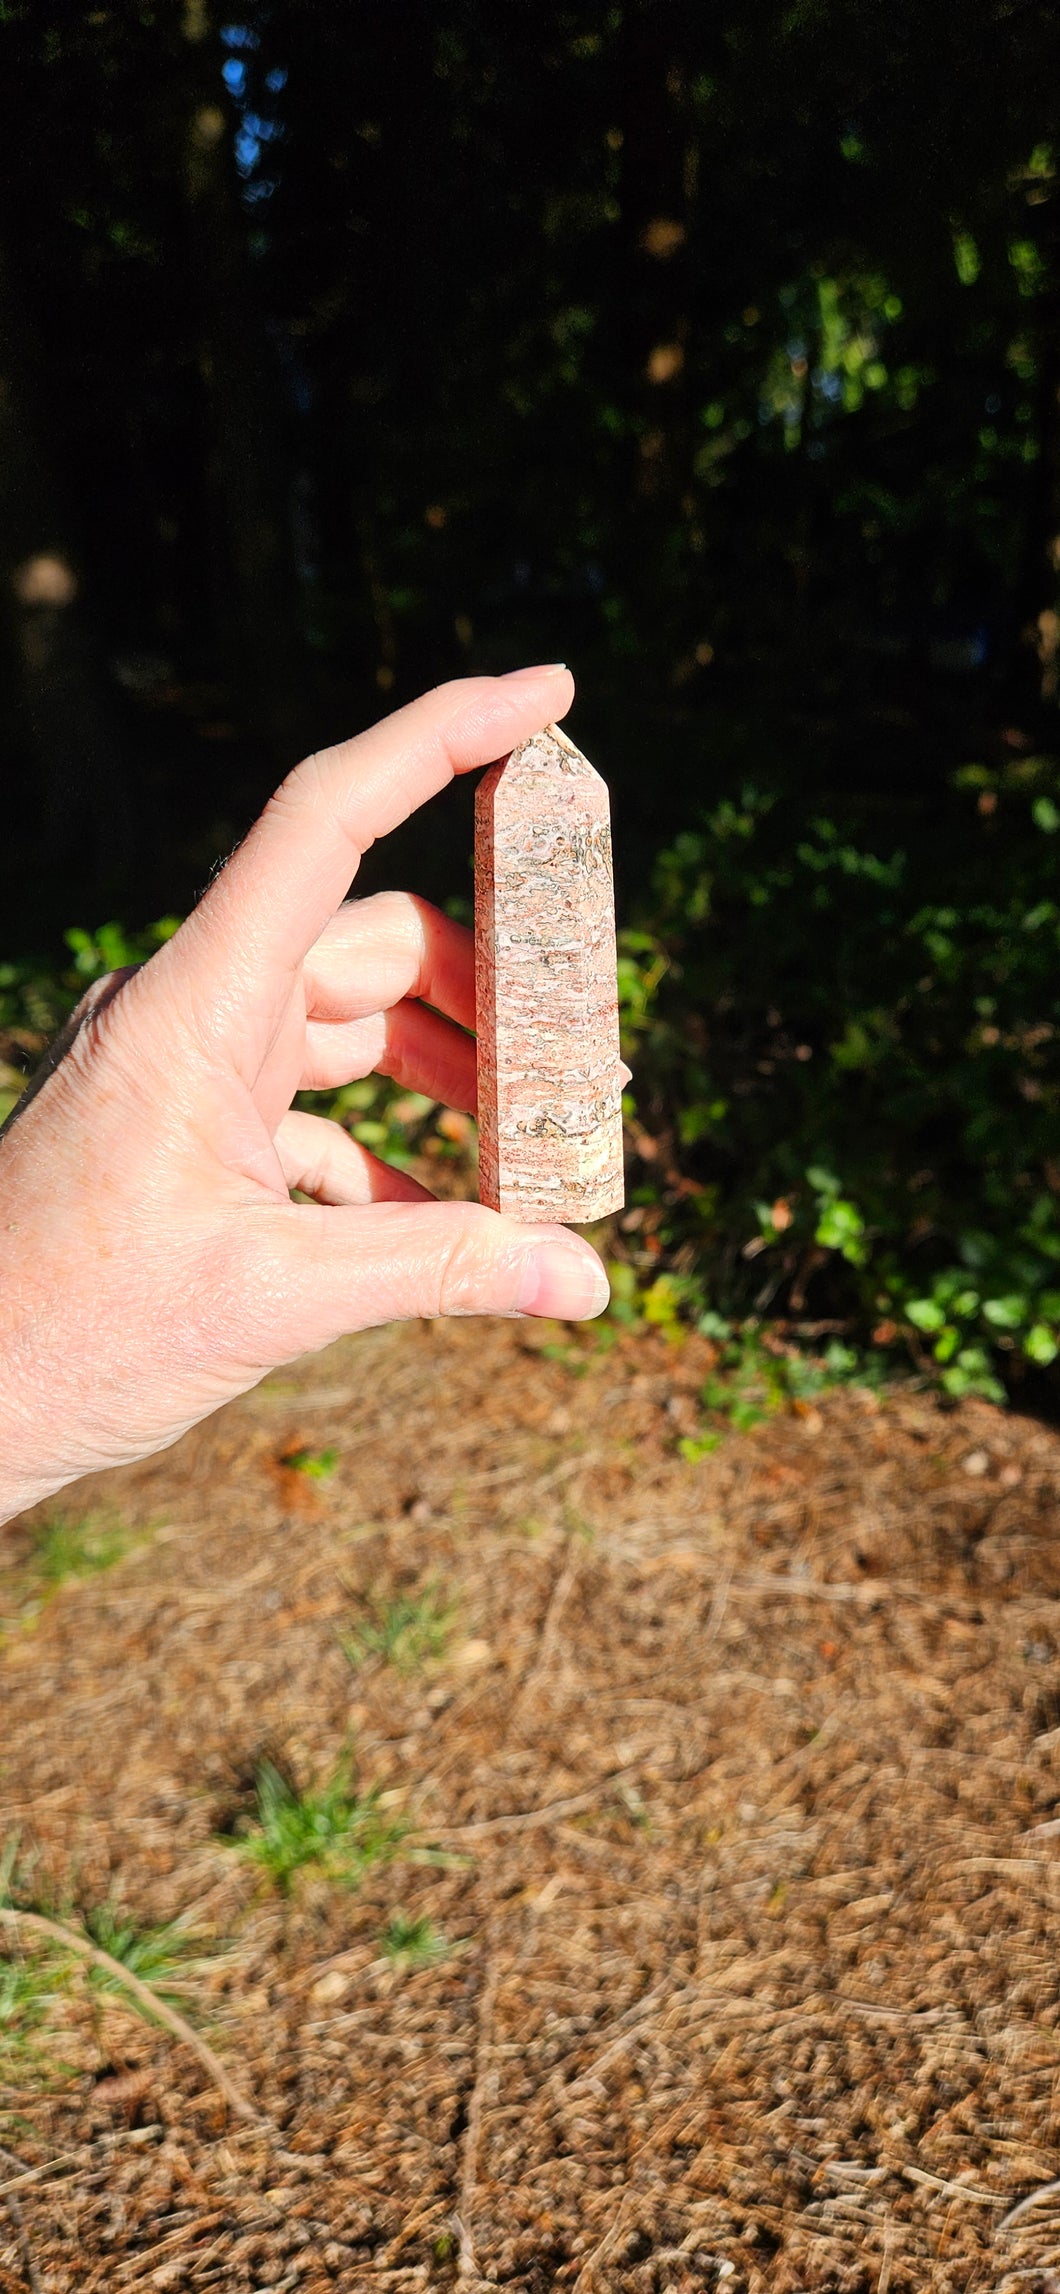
[618, 752, 1060, 1397]
[0, 920, 179, 1119]
[0, 3, 1058, 935]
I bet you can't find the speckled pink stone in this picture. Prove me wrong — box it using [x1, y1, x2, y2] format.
[475, 722, 625, 1224]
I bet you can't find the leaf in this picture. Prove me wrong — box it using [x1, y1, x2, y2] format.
[981, 1296, 1027, 1330]
[906, 1298, 947, 1333]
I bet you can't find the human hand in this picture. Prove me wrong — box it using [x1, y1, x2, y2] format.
[0, 669, 611, 1524]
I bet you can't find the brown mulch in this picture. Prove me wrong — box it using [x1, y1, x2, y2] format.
[3, 1318, 1060, 2291]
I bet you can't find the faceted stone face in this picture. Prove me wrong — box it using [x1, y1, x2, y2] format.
[475, 722, 625, 1223]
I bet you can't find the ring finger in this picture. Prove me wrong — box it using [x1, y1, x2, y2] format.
[300, 998, 476, 1111]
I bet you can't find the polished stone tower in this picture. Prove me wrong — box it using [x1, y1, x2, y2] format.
[475, 722, 625, 1223]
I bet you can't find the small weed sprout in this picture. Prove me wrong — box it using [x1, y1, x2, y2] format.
[342, 1582, 456, 1675]
[679, 1323, 873, 1461]
[283, 1445, 339, 1480]
[379, 1911, 454, 1971]
[2, 1523, 135, 1645]
[233, 1758, 409, 1894]
[538, 1338, 591, 1373]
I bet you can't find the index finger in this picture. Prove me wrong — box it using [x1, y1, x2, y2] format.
[175, 668, 573, 1011]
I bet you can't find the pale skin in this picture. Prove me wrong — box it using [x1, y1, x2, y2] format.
[0, 667, 612, 1528]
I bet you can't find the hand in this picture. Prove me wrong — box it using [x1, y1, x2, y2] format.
[0, 669, 611, 1525]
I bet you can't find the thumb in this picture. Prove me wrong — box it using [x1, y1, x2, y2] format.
[243, 1199, 611, 1357]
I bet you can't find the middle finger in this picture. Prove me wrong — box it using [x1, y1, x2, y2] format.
[304, 891, 475, 1029]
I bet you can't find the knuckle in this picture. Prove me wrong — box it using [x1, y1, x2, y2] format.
[431, 1206, 504, 1317]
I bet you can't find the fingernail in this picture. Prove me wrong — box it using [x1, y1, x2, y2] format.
[515, 1241, 610, 1321]
[500, 662, 568, 682]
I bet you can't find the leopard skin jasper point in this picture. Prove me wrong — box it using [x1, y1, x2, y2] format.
[474, 721, 625, 1224]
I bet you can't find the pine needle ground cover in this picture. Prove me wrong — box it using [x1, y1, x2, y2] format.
[3, 1319, 1060, 2290]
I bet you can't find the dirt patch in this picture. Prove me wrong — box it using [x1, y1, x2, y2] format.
[3, 1320, 1060, 2290]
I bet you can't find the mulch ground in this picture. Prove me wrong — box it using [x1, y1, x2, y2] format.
[4, 1317, 1060, 2292]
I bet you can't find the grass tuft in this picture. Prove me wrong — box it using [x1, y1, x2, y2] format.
[1, 1840, 223, 2072]
[378, 1911, 455, 1971]
[342, 1582, 456, 1674]
[0, 1843, 75, 2089]
[0, 1834, 27, 1909]
[2, 1518, 138, 1646]
[30, 1513, 133, 1587]
[82, 1903, 219, 2013]
[0, 1950, 72, 2087]
[232, 1758, 409, 1894]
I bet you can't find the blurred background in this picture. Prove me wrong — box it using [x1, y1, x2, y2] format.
[3, 0, 1060, 1402]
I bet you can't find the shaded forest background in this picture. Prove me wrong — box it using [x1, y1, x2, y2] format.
[3, 0, 1060, 1398]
